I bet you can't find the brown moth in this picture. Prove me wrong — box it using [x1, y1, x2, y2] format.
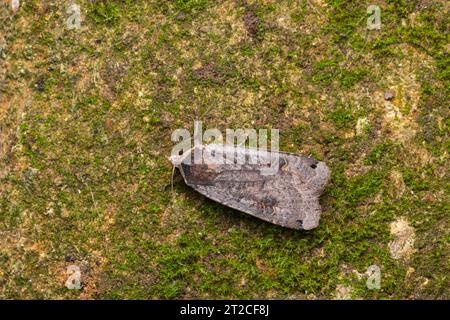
[170, 144, 330, 230]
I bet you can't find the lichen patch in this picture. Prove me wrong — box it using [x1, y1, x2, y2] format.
[389, 218, 416, 261]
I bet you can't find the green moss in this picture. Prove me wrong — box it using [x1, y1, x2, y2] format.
[173, 0, 209, 15]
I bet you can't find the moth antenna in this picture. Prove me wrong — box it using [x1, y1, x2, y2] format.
[171, 164, 176, 194]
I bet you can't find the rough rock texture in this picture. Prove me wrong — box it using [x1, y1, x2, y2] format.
[334, 284, 352, 300]
[389, 218, 416, 261]
[171, 144, 330, 230]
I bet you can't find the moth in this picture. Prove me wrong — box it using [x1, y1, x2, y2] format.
[170, 144, 330, 230]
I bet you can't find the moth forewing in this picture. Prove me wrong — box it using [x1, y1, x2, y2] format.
[171, 144, 330, 230]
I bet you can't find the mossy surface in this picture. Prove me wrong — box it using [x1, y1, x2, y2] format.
[0, 0, 448, 299]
